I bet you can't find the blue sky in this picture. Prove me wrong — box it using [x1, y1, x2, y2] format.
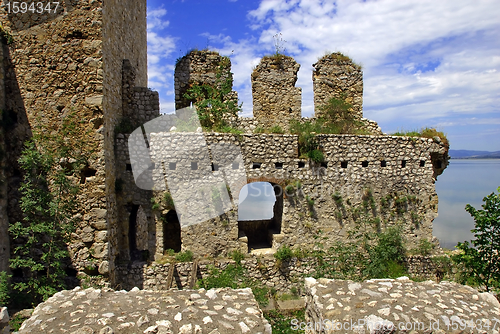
[146, 0, 500, 151]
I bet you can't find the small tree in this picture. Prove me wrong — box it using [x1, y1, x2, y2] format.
[9, 113, 93, 305]
[453, 187, 500, 292]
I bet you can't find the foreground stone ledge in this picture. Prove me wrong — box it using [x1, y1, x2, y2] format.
[304, 277, 500, 334]
[18, 287, 271, 334]
[0, 307, 9, 334]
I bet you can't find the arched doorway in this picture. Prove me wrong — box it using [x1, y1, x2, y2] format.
[163, 210, 182, 253]
[238, 182, 283, 251]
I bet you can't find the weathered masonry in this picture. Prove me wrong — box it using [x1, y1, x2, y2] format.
[0, 0, 448, 289]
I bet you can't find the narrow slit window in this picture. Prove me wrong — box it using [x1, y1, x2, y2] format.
[401, 160, 407, 168]
[420, 160, 425, 167]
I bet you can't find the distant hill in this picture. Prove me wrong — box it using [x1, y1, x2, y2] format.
[449, 149, 500, 159]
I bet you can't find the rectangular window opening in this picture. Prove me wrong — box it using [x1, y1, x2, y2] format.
[298, 161, 305, 168]
[169, 162, 176, 170]
[362, 161, 369, 167]
[232, 162, 239, 170]
[275, 162, 283, 169]
[126, 164, 132, 171]
[191, 162, 198, 170]
[420, 160, 425, 167]
[380, 161, 387, 167]
[212, 163, 219, 172]
[252, 162, 262, 169]
[341, 161, 348, 168]
[401, 160, 407, 168]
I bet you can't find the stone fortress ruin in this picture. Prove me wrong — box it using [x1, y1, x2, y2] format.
[0, 0, 448, 291]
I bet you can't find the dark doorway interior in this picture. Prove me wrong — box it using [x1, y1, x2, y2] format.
[238, 182, 283, 251]
[163, 210, 182, 252]
[129, 205, 140, 260]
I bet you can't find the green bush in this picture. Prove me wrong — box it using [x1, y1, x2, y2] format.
[175, 250, 193, 262]
[269, 125, 285, 134]
[274, 245, 293, 262]
[452, 186, 500, 292]
[230, 249, 245, 265]
[307, 149, 324, 163]
[363, 226, 407, 279]
[0, 271, 10, 306]
[8, 113, 92, 306]
[197, 264, 270, 307]
[163, 192, 175, 210]
[411, 238, 435, 256]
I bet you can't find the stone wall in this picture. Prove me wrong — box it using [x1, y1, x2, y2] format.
[114, 59, 160, 264]
[116, 255, 447, 294]
[251, 55, 302, 129]
[1, 1, 109, 281]
[0, 42, 8, 274]
[122, 128, 447, 266]
[101, 0, 148, 285]
[0, 0, 149, 284]
[313, 53, 363, 119]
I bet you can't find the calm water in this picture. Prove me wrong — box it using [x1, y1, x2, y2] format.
[433, 159, 500, 249]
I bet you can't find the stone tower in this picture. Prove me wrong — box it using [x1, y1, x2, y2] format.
[0, 0, 149, 285]
[174, 50, 238, 116]
[251, 55, 301, 130]
[312, 53, 363, 119]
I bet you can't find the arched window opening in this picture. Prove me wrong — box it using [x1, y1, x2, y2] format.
[237, 182, 283, 252]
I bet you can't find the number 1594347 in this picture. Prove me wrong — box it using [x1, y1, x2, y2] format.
[2, 2, 60, 14]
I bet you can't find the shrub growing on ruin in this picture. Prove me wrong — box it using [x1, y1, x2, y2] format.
[363, 226, 407, 279]
[0, 271, 10, 306]
[175, 250, 193, 262]
[317, 95, 363, 134]
[452, 187, 500, 292]
[274, 245, 293, 262]
[184, 56, 242, 131]
[8, 114, 93, 305]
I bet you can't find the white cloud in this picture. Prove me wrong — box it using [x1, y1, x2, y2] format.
[235, 0, 500, 124]
[146, 7, 177, 103]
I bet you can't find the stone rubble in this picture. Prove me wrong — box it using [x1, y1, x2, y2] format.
[0, 307, 9, 334]
[17, 287, 271, 334]
[305, 277, 500, 334]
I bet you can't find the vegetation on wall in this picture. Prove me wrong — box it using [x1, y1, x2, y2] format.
[289, 95, 367, 162]
[0, 23, 14, 44]
[391, 127, 449, 151]
[7, 113, 94, 306]
[183, 56, 242, 132]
